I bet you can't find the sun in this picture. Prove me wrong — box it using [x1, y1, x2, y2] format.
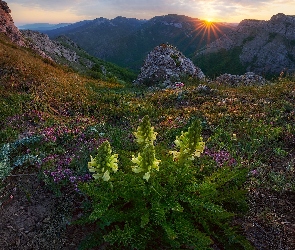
[189, 18, 228, 48]
[204, 19, 214, 27]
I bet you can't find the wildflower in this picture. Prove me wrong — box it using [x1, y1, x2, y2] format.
[250, 169, 258, 176]
[170, 120, 205, 163]
[133, 116, 157, 145]
[88, 141, 118, 181]
[131, 116, 160, 181]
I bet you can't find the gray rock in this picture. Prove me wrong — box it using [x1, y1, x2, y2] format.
[134, 44, 205, 86]
[213, 72, 267, 86]
[21, 30, 94, 69]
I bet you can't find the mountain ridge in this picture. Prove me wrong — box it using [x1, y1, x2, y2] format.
[18, 23, 72, 31]
[195, 13, 295, 76]
[42, 14, 234, 71]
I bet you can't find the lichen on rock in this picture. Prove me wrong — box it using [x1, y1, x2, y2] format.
[134, 44, 205, 86]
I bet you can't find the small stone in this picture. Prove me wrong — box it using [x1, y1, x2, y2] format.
[43, 217, 51, 223]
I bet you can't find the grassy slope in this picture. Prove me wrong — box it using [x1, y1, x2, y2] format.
[1, 32, 295, 188]
[1, 33, 295, 248]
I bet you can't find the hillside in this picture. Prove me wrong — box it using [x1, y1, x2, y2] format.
[1, 31, 295, 249]
[20, 30, 136, 82]
[1, 1, 295, 249]
[194, 13, 295, 77]
[44, 14, 234, 71]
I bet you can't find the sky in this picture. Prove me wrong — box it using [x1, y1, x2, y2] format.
[7, 0, 295, 26]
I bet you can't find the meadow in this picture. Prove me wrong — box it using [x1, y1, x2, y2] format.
[0, 34, 295, 249]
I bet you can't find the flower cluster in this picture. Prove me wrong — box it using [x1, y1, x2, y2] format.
[170, 120, 205, 163]
[88, 141, 118, 181]
[204, 148, 236, 167]
[44, 167, 92, 191]
[131, 116, 160, 181]
[175, 82, 184, 88]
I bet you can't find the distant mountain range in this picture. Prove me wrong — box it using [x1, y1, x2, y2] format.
[18, 23, 72, 31]
[37, 15, 234, 72]
[15, 13, 295, 77]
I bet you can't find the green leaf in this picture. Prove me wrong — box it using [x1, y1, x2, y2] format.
[140, 212, 150, 228]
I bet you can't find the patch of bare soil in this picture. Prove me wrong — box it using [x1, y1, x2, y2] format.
[239, 188, 295, 250]
[0, 167, 92, 250]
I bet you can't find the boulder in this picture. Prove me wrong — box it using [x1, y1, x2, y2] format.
[134, 44, 205, 86]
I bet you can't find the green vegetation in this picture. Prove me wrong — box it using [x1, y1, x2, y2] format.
[79, 117, 252, 249]
[54, 36, 137, 82]
[1, 34, 295, 249]
[193, 47, 247, 78]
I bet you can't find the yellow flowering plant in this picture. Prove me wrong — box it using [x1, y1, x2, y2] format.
[88, 141, 118, 181]
[131, 115, 160, 181]
[80, 116, 252, 250]
[170, 120, 205, 164]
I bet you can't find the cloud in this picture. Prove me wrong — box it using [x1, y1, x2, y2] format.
[7, 0, 269, 13]
[8, 0, 80, 10]
[8, 0, 295, 24]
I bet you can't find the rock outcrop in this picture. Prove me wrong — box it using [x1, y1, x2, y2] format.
[21, 30, 94, 70]
[134, 44, 205, 86]
[212, 72, 267, 86]
[196, 13, 295, 75]
[0, 0, 25, 46]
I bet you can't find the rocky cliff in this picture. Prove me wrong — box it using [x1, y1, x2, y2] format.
[21, 30, 94, 70]
[196, 13, 295, 75]
[0, 0, 25, 46]
[134, 44, 205, 86]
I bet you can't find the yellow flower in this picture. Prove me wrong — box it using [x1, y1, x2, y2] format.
[88, 155, 96, 168]
[102, 170, 110, 181]
[143, 172, 151, 181]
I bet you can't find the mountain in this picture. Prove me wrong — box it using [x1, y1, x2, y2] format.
[20, 30, 136, 82]
[44, 14, 234, 72]
[0, 0, 135, 83]
[18, 23, 71, 31]
[194, 13, 295, 77]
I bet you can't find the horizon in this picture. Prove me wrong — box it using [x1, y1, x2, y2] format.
[7, 0, 295, 26]
[16, 14, 241, 28]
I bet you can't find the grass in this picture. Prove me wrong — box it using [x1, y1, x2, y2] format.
[1, 34, 295, 248]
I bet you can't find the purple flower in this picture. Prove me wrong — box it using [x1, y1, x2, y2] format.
[205, 148, 236, 167]
[250, 169, 258, 176]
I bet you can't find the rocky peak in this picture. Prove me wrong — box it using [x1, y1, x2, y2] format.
[196, 13, 295, 75]
[0, 0, 25, 46]
[237, 19, 267, 32]
[0, 0, 9, 13]
[134, 44, 205, 86]
[270, 13, 295, 23]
